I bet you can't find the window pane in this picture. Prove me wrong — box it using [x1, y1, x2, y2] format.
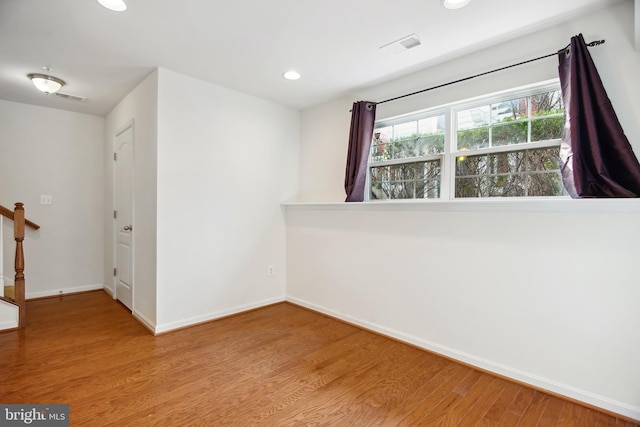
[370, 160, 440, 200]
[386, 121, 418, 160]
[371, 127, 392, 162]
[458, 106, 490, 130]
[417, 133, 445, 156]
[531, 116, 564, 141]
[457, 127, 489, 150]
[493, 174, 527, 196]
[525, 147, 561, 171]
[370, 165, 389, 182]
[492, 122, 528, 146]
[528, 172, 566, 196]
[456, 153, 486, 177]
[418, 115, 444, 134]
[394, 121, 417, 138]
[389, 137, 417, 160]
[456, 151, 525, 177]
[531, 90, 563, 116]
[492, 98, 528, 123]
[417, 115, 445, 155]
[455, 177, 481, 198]
[455, 147, 562, 198]
[456, 174, 527, 197]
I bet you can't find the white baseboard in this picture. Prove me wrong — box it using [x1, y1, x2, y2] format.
[26, 283, 104, 299]
[103, 284, 115, 298]
[286, 295, 640, 422]
[154, 295, 286, 334]
[133, 310, 156, 334]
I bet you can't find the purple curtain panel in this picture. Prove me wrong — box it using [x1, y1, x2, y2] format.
[558, 33, 640, 198]
[344, 101, 377, 202]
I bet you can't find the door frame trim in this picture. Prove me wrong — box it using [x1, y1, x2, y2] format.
[112, 120, 135, 309]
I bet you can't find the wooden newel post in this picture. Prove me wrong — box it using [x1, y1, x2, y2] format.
[14, 203, 26, 328]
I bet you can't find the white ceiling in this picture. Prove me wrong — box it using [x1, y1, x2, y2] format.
[0, 0, 627, 116]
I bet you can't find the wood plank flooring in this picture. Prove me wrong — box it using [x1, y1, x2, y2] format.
[0, 291, 637, 426]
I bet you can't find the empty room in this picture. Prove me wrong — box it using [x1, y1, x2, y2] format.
[1, 0, 639, 425]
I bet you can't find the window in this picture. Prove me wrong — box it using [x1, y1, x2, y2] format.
[370, 114, 444, 200]
[368, 81, 566, 200]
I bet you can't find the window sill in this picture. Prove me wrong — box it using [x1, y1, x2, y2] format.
[282, 198, 640, 213]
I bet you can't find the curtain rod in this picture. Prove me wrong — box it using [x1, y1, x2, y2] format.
[373, 39, 606, 106]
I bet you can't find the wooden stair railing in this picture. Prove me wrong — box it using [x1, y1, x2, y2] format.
[0, 204, 40, 230]
[0, 202, 40, 328]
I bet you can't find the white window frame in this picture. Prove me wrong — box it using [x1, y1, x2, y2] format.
[367, 79, 565, 202]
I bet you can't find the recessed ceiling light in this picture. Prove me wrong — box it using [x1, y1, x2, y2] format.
[97, 0, 127, 12]
[442, 0, 471, 9]
[283, 70, 301, 81]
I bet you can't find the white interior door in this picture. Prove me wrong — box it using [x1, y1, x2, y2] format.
[114, 125, 134, 310]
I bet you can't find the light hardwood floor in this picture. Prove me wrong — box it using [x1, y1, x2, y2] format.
[0, 291, 637, 426]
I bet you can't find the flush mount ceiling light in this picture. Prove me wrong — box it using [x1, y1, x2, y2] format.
[442, 0, 471, 9]
[283, 70, 301, 80]
[27, 73, 65, 94]
[97, 0, 127, 12]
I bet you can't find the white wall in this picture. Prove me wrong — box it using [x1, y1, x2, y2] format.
[298, 98, 352, 202]
[0, 100, 104, 297]
[104, 70, 159, 329]
[155, 68, 299, 332]
[288, 1, 640, 420]
[103, 67, 300, 333]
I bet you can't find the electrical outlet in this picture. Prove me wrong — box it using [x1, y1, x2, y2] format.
[40, 195, 53, 205]
[267, 265, 274, 276]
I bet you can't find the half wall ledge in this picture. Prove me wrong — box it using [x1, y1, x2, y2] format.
[282, 198, 640, 213]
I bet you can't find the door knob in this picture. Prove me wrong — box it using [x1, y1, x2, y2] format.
[123, 225, 132, 231]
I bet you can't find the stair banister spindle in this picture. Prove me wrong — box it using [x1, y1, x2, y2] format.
[14, 203, 26, 328]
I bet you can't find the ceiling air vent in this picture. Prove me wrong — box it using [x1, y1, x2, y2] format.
[53, 92, 87, 103]
[379, 33, 421, 55]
